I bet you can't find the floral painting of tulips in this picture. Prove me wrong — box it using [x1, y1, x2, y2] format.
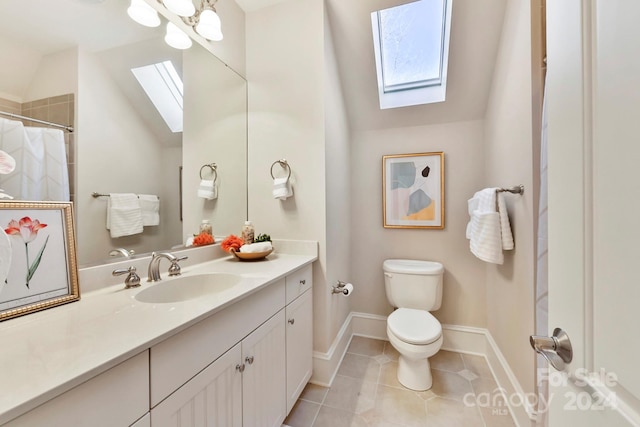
[4, 217, 49, 288]
[0, 202, 79, 321]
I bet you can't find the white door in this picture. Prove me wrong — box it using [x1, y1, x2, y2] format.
[545, 0, 640, 425]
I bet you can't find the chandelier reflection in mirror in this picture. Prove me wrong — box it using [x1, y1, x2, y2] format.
[127, 0, 223, 50]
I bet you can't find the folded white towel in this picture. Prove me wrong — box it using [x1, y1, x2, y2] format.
[197, 179, 217, 200]
[138, 194, 160, 226]
[239, 241, 273, 253]
[466, 188, 514, 264]
[107, 193, 143, 238]
[272, 177, 293, 200]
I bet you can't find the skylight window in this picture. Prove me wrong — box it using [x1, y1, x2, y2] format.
[371, 0, 452, 109]
[131, 61, 184, 132]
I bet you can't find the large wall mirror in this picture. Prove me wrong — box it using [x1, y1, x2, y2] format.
[0, 0, 247, 266]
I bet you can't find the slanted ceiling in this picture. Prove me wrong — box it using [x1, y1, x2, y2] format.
[326, 0, 507, 131]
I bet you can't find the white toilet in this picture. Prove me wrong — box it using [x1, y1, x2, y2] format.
[383, 259, 444, 391]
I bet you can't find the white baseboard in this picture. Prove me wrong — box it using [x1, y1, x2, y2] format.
[312, 312, 535, 426]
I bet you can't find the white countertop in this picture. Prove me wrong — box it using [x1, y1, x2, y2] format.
[0, 242, 317, 424]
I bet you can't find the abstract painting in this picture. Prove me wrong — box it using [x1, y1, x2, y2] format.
[383, 152, 444, 229]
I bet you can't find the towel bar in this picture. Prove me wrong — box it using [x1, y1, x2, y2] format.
[92, 192, 159, 200]
[497, 185, 524, 195]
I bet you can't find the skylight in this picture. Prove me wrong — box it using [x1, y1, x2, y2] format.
[371, 0, 452, 109]
[131, 60, 184, 132]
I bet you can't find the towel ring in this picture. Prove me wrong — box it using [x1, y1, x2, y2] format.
[270, 159, 291, 180]
[200, 163, 217, 182]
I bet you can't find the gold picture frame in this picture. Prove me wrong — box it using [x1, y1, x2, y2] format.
[0, 201, 80, 321]
[383, 152, 445, 229]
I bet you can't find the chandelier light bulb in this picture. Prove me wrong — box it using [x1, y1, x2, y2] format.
[163, 0, 196, 17]
[127, 0, 161, 27]
[165, 22, 193, 49]
[195, 8, 223, 41]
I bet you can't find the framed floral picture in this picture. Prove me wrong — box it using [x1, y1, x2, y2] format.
[0, 201, 79, 321]
[383, 152, 445, 229]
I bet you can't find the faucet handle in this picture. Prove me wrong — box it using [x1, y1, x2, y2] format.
[112, 266, 141, 289]
[168, 256, 188, 277]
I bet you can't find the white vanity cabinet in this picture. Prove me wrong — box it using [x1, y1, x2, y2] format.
[241, 309, 287, 427]
[151, 311, 287, 427]
[149, 263, 313, 426]
[151, 343, 243, 426]
[284, 265, 313, 413]
[5, 350, 149, 427]
[285, 287, 313, 412]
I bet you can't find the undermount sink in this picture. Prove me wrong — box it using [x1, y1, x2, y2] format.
[135, 273, 242, 303]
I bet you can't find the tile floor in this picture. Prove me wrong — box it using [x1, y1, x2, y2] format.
[284, 336, 517, 427]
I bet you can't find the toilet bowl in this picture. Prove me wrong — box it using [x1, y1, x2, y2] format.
[387, 307, 443, 390]
[383, 259, 444, 391]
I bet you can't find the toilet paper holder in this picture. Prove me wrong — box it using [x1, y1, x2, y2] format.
[332, 280, 351, 295]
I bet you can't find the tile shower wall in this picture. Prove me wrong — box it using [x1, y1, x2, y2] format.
[0, 94, 75, 202]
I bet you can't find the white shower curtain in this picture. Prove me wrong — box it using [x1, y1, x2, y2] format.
[0, 117, 70, 201]
[25, 127, 70, 201]
[535, 80, 549, 426]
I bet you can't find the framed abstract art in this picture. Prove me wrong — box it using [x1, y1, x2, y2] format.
[383, 152, 445, 229]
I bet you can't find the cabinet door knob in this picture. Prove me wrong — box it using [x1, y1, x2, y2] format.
[236, 363, 245, 373]
[300, 279, 306, 285]
[288, 318, 295, 325]
[245, 356, 254, 365]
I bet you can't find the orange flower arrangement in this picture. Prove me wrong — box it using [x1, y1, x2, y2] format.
[193, 232, 215, 246]
[221, 234, 244, 253]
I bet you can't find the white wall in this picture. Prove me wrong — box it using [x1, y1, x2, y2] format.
[24, 49, 77, 103]
[484, 0, 536, 396]
[350, 121, 488, 328]
[0, 37, 41, 102]
[323, 4, 352, 352]
[246, 0, 335, 352]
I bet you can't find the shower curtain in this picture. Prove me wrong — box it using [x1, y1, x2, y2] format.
[0, 117, 70, 201]
[535, 80, 549, 426]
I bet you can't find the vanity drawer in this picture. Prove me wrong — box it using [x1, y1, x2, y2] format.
[6, 351, 149, 427]
[285, 264, 312, 305]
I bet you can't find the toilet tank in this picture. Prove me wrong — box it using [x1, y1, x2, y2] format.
[383, 259, 444, 311]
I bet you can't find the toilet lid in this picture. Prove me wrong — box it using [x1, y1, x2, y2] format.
[388, 308, 442, 345]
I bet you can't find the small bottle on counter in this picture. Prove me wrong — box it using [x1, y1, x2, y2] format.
[199, 219, 213, 235]
[241, 220, 255, 245]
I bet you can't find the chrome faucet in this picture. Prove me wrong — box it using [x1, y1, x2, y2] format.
[147, 252, 187, 282]
[109, 248, 134, 258]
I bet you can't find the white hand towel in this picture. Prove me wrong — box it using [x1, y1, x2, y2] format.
[138, 194, 160, 226]
[239, 241, 273, 253]
[197, 179, 217, 200]
[466, 188, 513, 264]
[469, 211, 504, 264]
[272, 177, 293, 200]
[107, 193, 143, 238]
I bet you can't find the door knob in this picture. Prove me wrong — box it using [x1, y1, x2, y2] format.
[530, 328, 573, 371]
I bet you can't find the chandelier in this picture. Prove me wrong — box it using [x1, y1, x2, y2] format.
[127, 0, 223, 50]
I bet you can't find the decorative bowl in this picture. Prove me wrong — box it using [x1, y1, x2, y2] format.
[230, 247, 274, 261]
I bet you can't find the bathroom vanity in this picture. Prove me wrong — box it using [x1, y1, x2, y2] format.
[0, 242, 316, 426]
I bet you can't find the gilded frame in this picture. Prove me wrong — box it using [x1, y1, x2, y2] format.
[0, 201, 80, 321]
[383, 152, 445, 229]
